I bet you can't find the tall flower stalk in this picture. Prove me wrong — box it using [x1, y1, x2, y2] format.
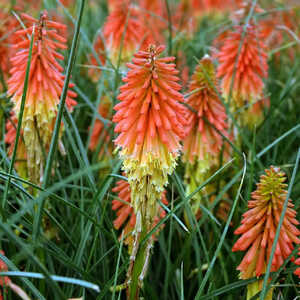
[182, 55, 229, 220]
[7, 11, 76, 185]
[232, 166, 300, 299]
[113, 44, 187, 298]
[216, 25, 268, 128]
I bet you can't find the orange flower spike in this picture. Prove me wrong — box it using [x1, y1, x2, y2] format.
[233, 166, 300, 281]
[112, 177, 168, 248]
[113, 44, 187, 221]
[183, 55, 229, 168]
[182, 56, 230, 222]
[103, 1, 146, 65]
[217, 25, 268, 110]
[7, 11, 76, 184]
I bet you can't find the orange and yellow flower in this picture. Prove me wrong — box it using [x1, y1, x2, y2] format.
[183, 55, 229, 168]
[7, 11, 77, 184]
[182, 56, 229, 219]
[233, 166, 300, 279]
[217, 25, 268, 110]
[113, 44, 187, 222]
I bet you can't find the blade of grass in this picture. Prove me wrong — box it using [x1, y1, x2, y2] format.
[33, 0, 86, 241]
[0, 271, 100, 292]
[112, 232, 124, 300]
[260, 147, 300, 299]
[63, 110, 96, 190]
[197, 277, 258, 300]
[0, 164, 106, 242]
[180, 262, 184, 300]
[194, 154, 247, 299]
[257, 123, 300, 159]
[2, 25, 35, 215]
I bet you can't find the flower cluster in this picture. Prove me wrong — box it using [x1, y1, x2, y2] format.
[183, 55, 228, 167]
[217, 25, 268, 110]
[233, 166, 300, 279]
[7, 11, 76, 183]
[182, 55, 229, 218]
[113, 44, 187, 223]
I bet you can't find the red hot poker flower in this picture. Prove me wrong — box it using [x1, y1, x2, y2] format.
[182, 56, 230, 223]
[7, 11, 77, 183]
[114, 45, 186, 163]
[232, 166, 300, 280]
[113, 45, 187, 220]
[173, 0, 197, 40]
[217, 25, 268, 110]
[183, 55, 229, 168]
